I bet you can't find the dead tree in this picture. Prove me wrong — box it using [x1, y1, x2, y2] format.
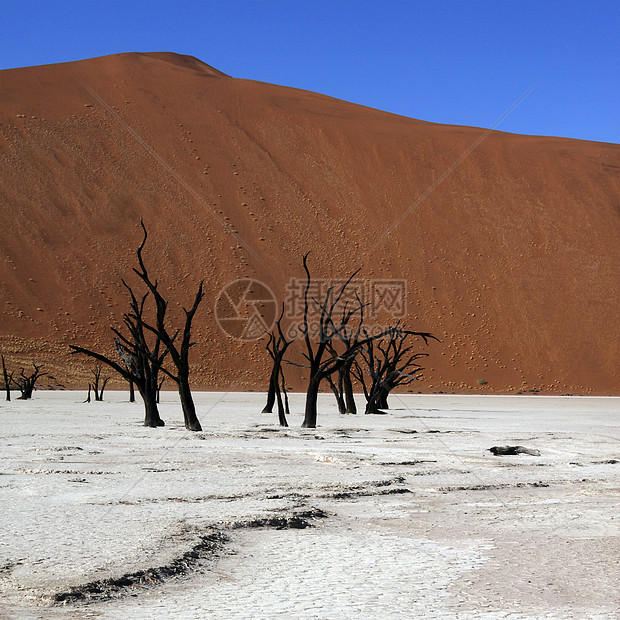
[324, 298, 365, 414]
[341, 362, 357, 414]
[89, 364, 110, 401]
[13, 363, 44, 400]
[70, 283, 168, 428]
[1, 354, 13, 401]
[132, 220, 204, 432]
[325, 372, 346, 414]
[338, 316, 361, 415]
[157, 377, 165, 404]
[128, 379, 135, 402]
[279, 364, 290, 423]
[298, 254, 390, 428]
[262, 306, 292, 427]
[352, 326, 437, 414]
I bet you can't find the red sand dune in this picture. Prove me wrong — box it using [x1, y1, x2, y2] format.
[0, 52, 618, 395]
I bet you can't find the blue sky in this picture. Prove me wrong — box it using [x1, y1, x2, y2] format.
[1, 0, 618, 143]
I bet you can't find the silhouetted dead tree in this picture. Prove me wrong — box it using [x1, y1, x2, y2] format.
[1, 354, 13, 401]
[352, 326, 437, 414]
[114, 295, 168, 426]
[299, 254, 390, 429]
[132, 220, 204, 432]
[263, 306, 292, 427]
[14, 363, 44, 400]
[324, 297, 365, 414]
[89, 364, 110, 402]
[70, 283, 168, 428]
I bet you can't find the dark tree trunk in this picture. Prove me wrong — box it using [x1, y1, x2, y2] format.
[335, 393, 346, 414]
[98, 378, 109, 402]
[366, 385, 390, 414]
[1, 355, 11, 402]
[262, 369, 277, 413]
[365, 400, 383, 414]
[327, 361, 360, 415]
[275, 384, 288, 427]
[18, 386, 34, 400]
[326, 375, 346, 414]
[378, 388, 389, 410]
[365, 395, 378, 414]
[156, 377, 165, 404]
[302, 378, 320, 428]
[272, 363, 289, 426]
[129, 380, 135, 403]
[86, 385, 92, 403]
[179, 375, 202, 431]
[280, 368, 290, 417]
[142, 388, 164, 427]
[342, 363, 357, 414]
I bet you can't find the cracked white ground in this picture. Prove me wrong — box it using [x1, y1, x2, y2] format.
[1, 392, 618, 619]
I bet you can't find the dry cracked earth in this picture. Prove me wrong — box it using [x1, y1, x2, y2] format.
[0, 392, 618, 619]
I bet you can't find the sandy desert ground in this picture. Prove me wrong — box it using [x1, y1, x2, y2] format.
[1, 391, 618, 619]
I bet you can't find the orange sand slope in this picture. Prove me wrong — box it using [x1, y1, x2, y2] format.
[0, 52, 618, 394]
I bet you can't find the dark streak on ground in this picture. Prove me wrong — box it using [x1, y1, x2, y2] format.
[52, 531, 228, 605]
[51, 508, 328, 606]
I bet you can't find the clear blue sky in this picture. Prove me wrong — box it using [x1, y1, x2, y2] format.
[1, 0, 618, 143]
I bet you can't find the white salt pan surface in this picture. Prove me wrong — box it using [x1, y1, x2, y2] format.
[1, 392, 618, 618]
